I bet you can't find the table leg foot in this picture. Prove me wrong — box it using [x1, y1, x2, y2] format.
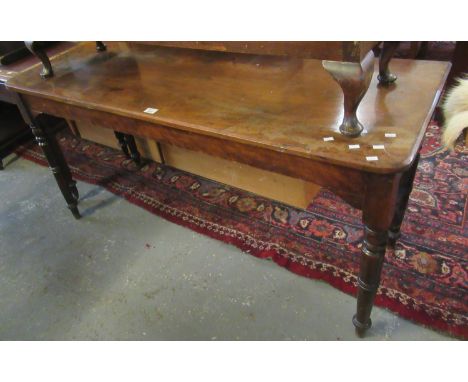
[353, 315, 372, 337]
[70, 205, 81, 219]
[322, 51, 375, 137]
[354, 227, 387, 336]
[25, 41, 53, 79]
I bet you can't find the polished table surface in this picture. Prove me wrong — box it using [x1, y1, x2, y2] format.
[7, 42, 449, 174]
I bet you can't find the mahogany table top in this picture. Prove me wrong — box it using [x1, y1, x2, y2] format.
[6, 42, 450, 174]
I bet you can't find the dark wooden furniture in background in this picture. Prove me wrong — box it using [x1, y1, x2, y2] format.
[0, 42, 77, 170]
[25, 41, 399, 138]
[0, 103, 30, 169]
[6, 42, 450, 336]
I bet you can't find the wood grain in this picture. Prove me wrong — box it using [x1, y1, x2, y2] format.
[7, 42, 450, 174]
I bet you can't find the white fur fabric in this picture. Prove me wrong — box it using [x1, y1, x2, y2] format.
[442, 77, 468, 148]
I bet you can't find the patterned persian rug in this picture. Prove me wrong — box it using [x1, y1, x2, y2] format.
[16, 121, 467, 339]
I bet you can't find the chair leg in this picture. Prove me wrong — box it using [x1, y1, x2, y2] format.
[24, 41, 53, 79]
[378, 41, 399, 85]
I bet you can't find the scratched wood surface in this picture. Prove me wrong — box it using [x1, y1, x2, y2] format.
[6, 42, 450, 173]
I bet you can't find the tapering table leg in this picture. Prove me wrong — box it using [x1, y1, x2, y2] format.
[114, 131, 130, 158]
[15, 94, 80, 218]
[24, 41, 53, 79]
[354, 173, 401, 336]
[388, 154, 420, 246]
[322, 51, 375, 137]
[378, 41, 399, 85]
[123, 133, 142, 165]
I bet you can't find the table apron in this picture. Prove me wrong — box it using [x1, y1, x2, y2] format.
[22, 93, 373, 204]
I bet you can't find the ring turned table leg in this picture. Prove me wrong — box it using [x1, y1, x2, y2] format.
[15, 94, 80, 218]
[33, 116, 80, 219]
[354, 173, 401, 336]
[388, 154, 420, 246]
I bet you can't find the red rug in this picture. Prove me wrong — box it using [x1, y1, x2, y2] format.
[16, 121, 467, 339]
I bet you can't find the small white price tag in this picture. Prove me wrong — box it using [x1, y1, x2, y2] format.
[323, 137, 334, 142]
[385, 133, 397, 138]
[348, 144, 360, 149]
[143, 107, 159, 114]
[366, 156, 379, 161]
[372, 144, 385, 150]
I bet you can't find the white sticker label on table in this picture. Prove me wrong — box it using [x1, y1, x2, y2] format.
[372, 144, 385, 150]
[144, 107, 159, 114]
[323, 137, 334, 142]
[366, 156, 379, 161]
[348, 144, 360, 149]
[385, 133, 397, 138]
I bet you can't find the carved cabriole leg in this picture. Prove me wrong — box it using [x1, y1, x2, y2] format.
[388, 154, 420, 246]
[354, 173, 401, 336]
[96, 41, 107, 52]
[322, 51, 375, 137]
[378, 41, 399, 85]
[15, 94, 80, 218]
[24, 41, 53, 79]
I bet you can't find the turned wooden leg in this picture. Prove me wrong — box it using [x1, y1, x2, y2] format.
[322, 51, 375, 137]
[32, 116, 80, 218]
[388, 154, 420, 246]
[114, 131, 130, 158]
[15, 94, 80, 218]
[353, 226, 388, 335]
[96, 41, 107, 52]
[354, 173, 401, 336]
[24, 41, 53, 79]
[123, 133, 142, 165]
[378, 41, 399, 85]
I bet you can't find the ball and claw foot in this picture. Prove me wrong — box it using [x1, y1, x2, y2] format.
[353, 315, 372, 338]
